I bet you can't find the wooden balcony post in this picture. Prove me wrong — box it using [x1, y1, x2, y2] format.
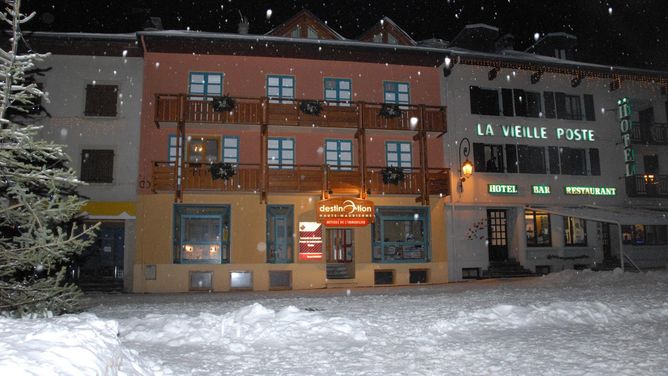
[322, 164, 329, 200]
[417, 128, 429, 205]
[260, 124, 268, 203]
[356, 103, 367, 198]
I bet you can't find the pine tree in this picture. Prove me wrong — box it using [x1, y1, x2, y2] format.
[0, 0, 97, 317]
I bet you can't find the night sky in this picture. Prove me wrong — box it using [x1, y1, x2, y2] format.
[21, 0, 668, 71]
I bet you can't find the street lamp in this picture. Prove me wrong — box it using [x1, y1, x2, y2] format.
[458, 137, 473, 192]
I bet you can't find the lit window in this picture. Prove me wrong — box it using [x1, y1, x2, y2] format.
[174, 205, 230, 264]
[525, 210, 551, 247]
[564, 217, 587, 246]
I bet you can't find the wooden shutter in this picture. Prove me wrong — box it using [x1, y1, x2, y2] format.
[513, 89, 527, 117]
[85, 84, 118, 117]
[584, 94, 596, 121]
[544, 92, 556, 118]
[469, 86, 481, 114]
[505, 144, 517, 173]
[589, 148, 600, 176]
[548, 146, 560, 174]
[501, 88, 514, 117]
[81, 149, 114, 183]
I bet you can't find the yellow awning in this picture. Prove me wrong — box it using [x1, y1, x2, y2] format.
[82, 201, 136, 217]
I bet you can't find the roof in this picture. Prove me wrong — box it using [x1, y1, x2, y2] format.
[357, 17, 416, 46]
[21, 31, 142, 57]
[264, 9, 345, 40]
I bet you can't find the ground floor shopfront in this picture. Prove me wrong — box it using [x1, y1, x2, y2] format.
[133, 194, 448, 293]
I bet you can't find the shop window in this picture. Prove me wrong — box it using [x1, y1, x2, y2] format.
[188, 136, 219, 164]
[385, 141, 412, 169]
[189, 271, 213, 291]
[470, 86, 500, 116]
[535, 265, 551, 275]
[383, 81, 409, 105]
[174, 205, 230, 264]
[80, 149, 114, 183]
[517, 145, 546, 174]
[409, 269, 428, 284]
[268, 137, 294, 169]
[525, 210, 551, 247]
[267, 205, 294, 263]
[325, 139, 353, 170]
[372, 207, 429, 263]
[473, 143, 504, 173]
[269, 271, 292, 290]
[267, 75, 295, 103]
[84, 84, 118, 117]
[188, 72, 223, 99]
[560, 147, 587, 175]
[564, 217, 587, 246]
[324, 78, 352, 106]
[461, 268, 480, 279]
[374, 270, 394, 285]
[230, 271, 253, 289]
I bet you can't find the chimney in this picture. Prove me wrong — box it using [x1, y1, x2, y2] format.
[238, 11, 249, 34]
[143, 17, 163, 31]
[495, 33, 515, 52]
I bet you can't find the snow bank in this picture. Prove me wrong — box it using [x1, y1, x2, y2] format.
[535, 268, 668, 286]
[0, 313, 170, 375]
[121, 303, 367, 352]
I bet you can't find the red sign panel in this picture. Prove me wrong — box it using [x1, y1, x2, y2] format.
[298, 222, 323, 261]
[323, 219, 370, 227]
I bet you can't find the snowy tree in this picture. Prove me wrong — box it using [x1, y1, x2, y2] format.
[0, 0, 97, 317]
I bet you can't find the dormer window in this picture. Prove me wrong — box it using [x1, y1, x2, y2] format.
[555, 49, 567, 59]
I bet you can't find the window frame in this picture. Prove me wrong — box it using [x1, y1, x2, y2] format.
[323, 78, 352, 106]
[267, 137, 295, 169]
[564, 217, 588, 246]
[222, 136, 239, 164]
[188, 72, 224, 99]
[372, 207, 430, 263]
[473, 143, 504, 173]
[173, 204, 231, 264]
[325, 139, 353, 170]
[266, 205, 294, 264]
[383, 81, 410, 105]
[266, 75, 295, 104]
[525, 210, 552, 247]
[385, 141, 412, 168]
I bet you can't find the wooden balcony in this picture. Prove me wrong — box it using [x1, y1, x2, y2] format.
[154, 94, 447, 133]
[626, 174, 668, 197]
[152, 162, 450, 198]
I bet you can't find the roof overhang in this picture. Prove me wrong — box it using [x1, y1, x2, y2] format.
[526, 205, 668, 226]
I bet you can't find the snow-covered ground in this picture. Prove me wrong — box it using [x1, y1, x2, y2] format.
[2, 269, 668, 375]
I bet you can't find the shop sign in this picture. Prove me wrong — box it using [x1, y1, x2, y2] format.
[531, 185, 551, 195]
[564, 186, 617, 196]
[476, 123, 595, 142]
[618, 97, 636, 177]
[298, 222, 323, 260]
[488, 184, 518, 194]
[316, 198, 374, 226]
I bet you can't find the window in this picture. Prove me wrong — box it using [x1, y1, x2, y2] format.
[174, 205, 230, 264]
[525, 210, 551, 247]
[188, 72, 223, 99]
[470, 86, 500, 116]
[372, 207, 430, 263]
[267, 205, 294, 263]
[268, 137, 294, 169]
[386, 141, 412, 168]
[290, 25, 301, 38]
[384, 81, 409, 105]
[307, 26, 318, 39]
[563, 94, 582, 120]
[188, 137, 219, 164]
[623, 225, 668, 245]
[564, 217, 587, 246]
[544, 92, 594, 121]
[525, 91, 542, 117]
[473, 143, 504, 173]
[323, 78, 352, 106]
[325, 139, 353, 170]
[267, 75, 295, 103]
[517, 145, 546, 174]
[222, 136, 239, 164]
[84, 84, 117, 117]
[167, 135, 183, 186]
[560, 147, 587, 175]
[81, 149, 114, 183]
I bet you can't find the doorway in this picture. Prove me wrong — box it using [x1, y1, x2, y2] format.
[74, 221, 125, 288]
[487, 209, 509, 261]
[326, 228, 354, 279]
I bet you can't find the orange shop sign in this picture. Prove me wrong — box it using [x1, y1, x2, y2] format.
[316, 198, 375, 226]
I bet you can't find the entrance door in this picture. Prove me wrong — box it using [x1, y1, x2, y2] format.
[487, 209, 508, 261]
[326, 229, 354, 279]
[76, 221, 125, 284]
[601, 223, 612, 260]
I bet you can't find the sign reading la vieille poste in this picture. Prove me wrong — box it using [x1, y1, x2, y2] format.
[316, 198, 374, 226]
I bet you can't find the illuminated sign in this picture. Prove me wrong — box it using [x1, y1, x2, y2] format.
[476, 123, 595, 142]
[618, 98, 636, 177]
[316, 198, 374, 226]
[298, 222, 323, 261]
[488, 184, 518, 194]
[532, 185, 551, 195]
[564, 186, 617, 196]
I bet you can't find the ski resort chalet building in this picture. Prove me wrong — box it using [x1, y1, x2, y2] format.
[441, 27, 668, 280]
[23, 33, 144, 291]
[133, 11, 451, 292]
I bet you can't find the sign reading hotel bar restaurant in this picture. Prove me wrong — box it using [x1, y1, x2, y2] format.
[298, 222, 323, 261]
[316, 198, 374, 226]
[564, 186, 617, 196]
[618, 98, 636, 177]
[488, 184, 518, 194]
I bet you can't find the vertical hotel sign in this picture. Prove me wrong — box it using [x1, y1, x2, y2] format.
[298, 222, 323, 261]
[618, 98, 636, 176]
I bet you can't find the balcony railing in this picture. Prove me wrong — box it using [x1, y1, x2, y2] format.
[630, 122, 668, 144]
[626, 174, 668, 197]
[152, 162, 450, 197]
[154, 94, 447, 132]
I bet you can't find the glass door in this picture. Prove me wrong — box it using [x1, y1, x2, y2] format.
[487, 209, 508, 262]
[326, 229, 354, 279]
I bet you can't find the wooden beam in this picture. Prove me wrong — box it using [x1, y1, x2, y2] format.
[260, 123, 268, 204]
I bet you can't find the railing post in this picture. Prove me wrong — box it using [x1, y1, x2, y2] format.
[260, 123, 268, 203]
[322, 164, 329, 199]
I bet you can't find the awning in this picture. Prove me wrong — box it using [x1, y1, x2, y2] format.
[525, 205, 668, 226]
[81, 201, 136, 220]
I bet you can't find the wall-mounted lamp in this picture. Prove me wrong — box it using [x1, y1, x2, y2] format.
[458, 137, 473, 192]
[488, 66, 500, 81]
[443, 56, 454, 77]
[570, 75, 583, 88]
[530, 71, 542, 84]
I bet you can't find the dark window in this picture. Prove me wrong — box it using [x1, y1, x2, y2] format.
[589, 149, 601, 176]
[517, 145, 546, 174]
[501, 88, 514, 116]
[584, 94, 596, 121]
[84, 84, 118, 117]
[525, 210, 551, 247]
[544, 91, 556, 118]
[548, 146, 560, 174]
[473, 143, 504, 173]
[174, 205, 230, 264]
[644, 155, 659, 174]
[80, 149, 114, 183]
[513, 89, 526, 117]
[564, 94, 583, 120]
[409, 269, 428, 284]
[469, 86, 500, 116]
[560, 147, 587, 175]
[374, 270, 394, 285]
[526, 91, 542, 117]
[505, 144, 517, 173]
[564, 217, 587, 246]
[267, 205, 294, 263]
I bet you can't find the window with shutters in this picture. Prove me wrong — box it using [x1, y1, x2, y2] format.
[81, 149, 114, 183]
[473, 143, 504, 173]
[84, 84, 118, 117]
[517, 145, 546, 174]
